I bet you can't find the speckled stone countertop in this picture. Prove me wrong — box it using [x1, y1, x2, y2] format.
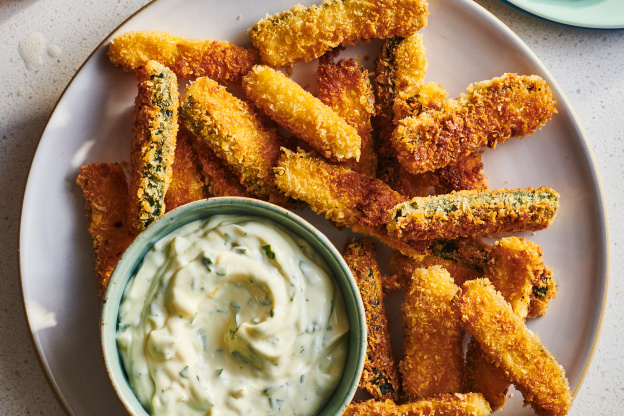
[1, 0, 622, 414]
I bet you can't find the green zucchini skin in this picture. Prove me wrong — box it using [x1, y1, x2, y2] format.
[388, 186, 559, 241]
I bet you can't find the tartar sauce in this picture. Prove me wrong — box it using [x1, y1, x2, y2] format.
[117, 215, 349, 416]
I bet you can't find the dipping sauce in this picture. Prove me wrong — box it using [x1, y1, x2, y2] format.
[117, 215, 349, 416]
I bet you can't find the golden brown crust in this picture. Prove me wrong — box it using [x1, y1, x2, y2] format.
[179, 76, 288, 205]
[108, 30, 257, 82]
[248, 0, 428, 68]
[464, 338, 510, 412]
[400, 266, 464, 400]
[242, 65, 361, 162]
[388, 186, 560, 242]
[431, 152, 488, 194]
[274, 148, 428, 255]
[317, 50, 377, 176]
[342, 238, 400, 401]
[190, 135, 253, 198]
[76, 163, 134, 297]
[127, 60, 179, 233]
[164, 127, 206, 211]
[343, 394, 492, 416]
[393, 73, 556, 174]
[454, 279, 571, 415]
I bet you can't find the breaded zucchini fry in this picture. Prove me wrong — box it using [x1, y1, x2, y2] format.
[400, 266, 464, 399]
[393, 73, 556, 174]
[317, 49, 377, 176]
[342, 238, 399, 401]
[248, 0, 428, 68]
[164, 127, 206, 211]
[432, 152, 488, 193]
[343, 394, 492, 416]
[529, 265, 557, 318]
[179, 76, 288, 204]
[388, 186, 560, 242]
[274, 148, 428, 255]
[454, 279, 572, 415]
[190, 136, 253, 198]
[127, 60, 179, 233]
[242, 65, 361, 162]
[108, 30, 257, 82]
[466, 237, 542, 410]
[76, 163, 134, 297]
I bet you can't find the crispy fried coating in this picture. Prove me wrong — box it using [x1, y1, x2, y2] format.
[317, 49, 377, 176]
[76, 163, 134, 297]
[190, 135, 252, 198]
[127, 60, 179, 233]
[393, 73, 556, 174]
[343, 394, 492, 416]
[179, 76, 288, 204]
[108, 30, 257, 82]
[248, 0, 428, 68]
[465, 237, 542, 410]
[274, 148, 429, 255]
[164, 127, 206, 211]
[242, 65, 361, 162]
[400, 266, 464, 400]
[432, 152, 488, 194]
[528, 264, 557, 318]
[388, 186, 560, 243]
[373, 35, 444, 197]
[342, 238, 399, 401]
[454, 279, 572, 415]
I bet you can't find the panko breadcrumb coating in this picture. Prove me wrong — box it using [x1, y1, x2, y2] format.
[400, 266, 464, 400]
[317, 49, 377, 176]
[164, 127, 206, 211]
[179, 76, 288, 205]
[108, 30, 257, 82]
[76, 163, 134, 297]
[274, 148, 429, 255]
[342, 238, 399, 401]
[432, 152, 488, 194]
[127, 60, 179, 233]
[248, 0, 428, 68]
[454, 279, 572, 416]
[190, 135, 253, 198]
[343, 394, 492, 416]
[388, 186, 560, 243]
[242, 65, 361, 162]
[393, 73, 556, 174]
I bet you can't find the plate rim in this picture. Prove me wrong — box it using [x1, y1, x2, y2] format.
[18, 0, 610, 413]
[499, 0, 624, 30]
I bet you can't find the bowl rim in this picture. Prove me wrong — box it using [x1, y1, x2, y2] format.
[101, 196, 367, 416]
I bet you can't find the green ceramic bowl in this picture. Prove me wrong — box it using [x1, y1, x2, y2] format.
[101, 197, 366, 416]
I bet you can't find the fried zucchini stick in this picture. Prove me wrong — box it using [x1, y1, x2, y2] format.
[400, 266, 464, 399]
[248, 0, 428, 68]
[317, 49, 377, 176]
[454, 279, 572, 415]
[108, 30, 257, 82]
[388, 237, 488, 291]
[373, 35, 435, 197]
[179, 76, 288, 205]
[393, 73, 556, 174]
[127, 60, 179, 233]
[242, 65, 361, 162]
[77, 163, 134, 297]
[388, 186, 560, 242]
[342, 238, 399, 401]
[343, 394, 492, 416]
[164, 127, 206, 211]
[274, 148, 429, 255]
[190, 137, 253, 198]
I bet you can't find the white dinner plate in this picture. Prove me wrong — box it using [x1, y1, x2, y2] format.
[500, 0, 624, 29]
[20, 0, 608, 414]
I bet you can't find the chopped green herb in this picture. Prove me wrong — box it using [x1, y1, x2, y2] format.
[179, 366, 190, 378]
[262, 245, 276, 260]
[216, 368, 223, 376]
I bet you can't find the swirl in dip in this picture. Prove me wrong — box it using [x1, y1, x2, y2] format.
[116, 215, 349, 416]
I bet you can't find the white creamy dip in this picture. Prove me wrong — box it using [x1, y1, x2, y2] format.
[117, 215, 349, 416]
